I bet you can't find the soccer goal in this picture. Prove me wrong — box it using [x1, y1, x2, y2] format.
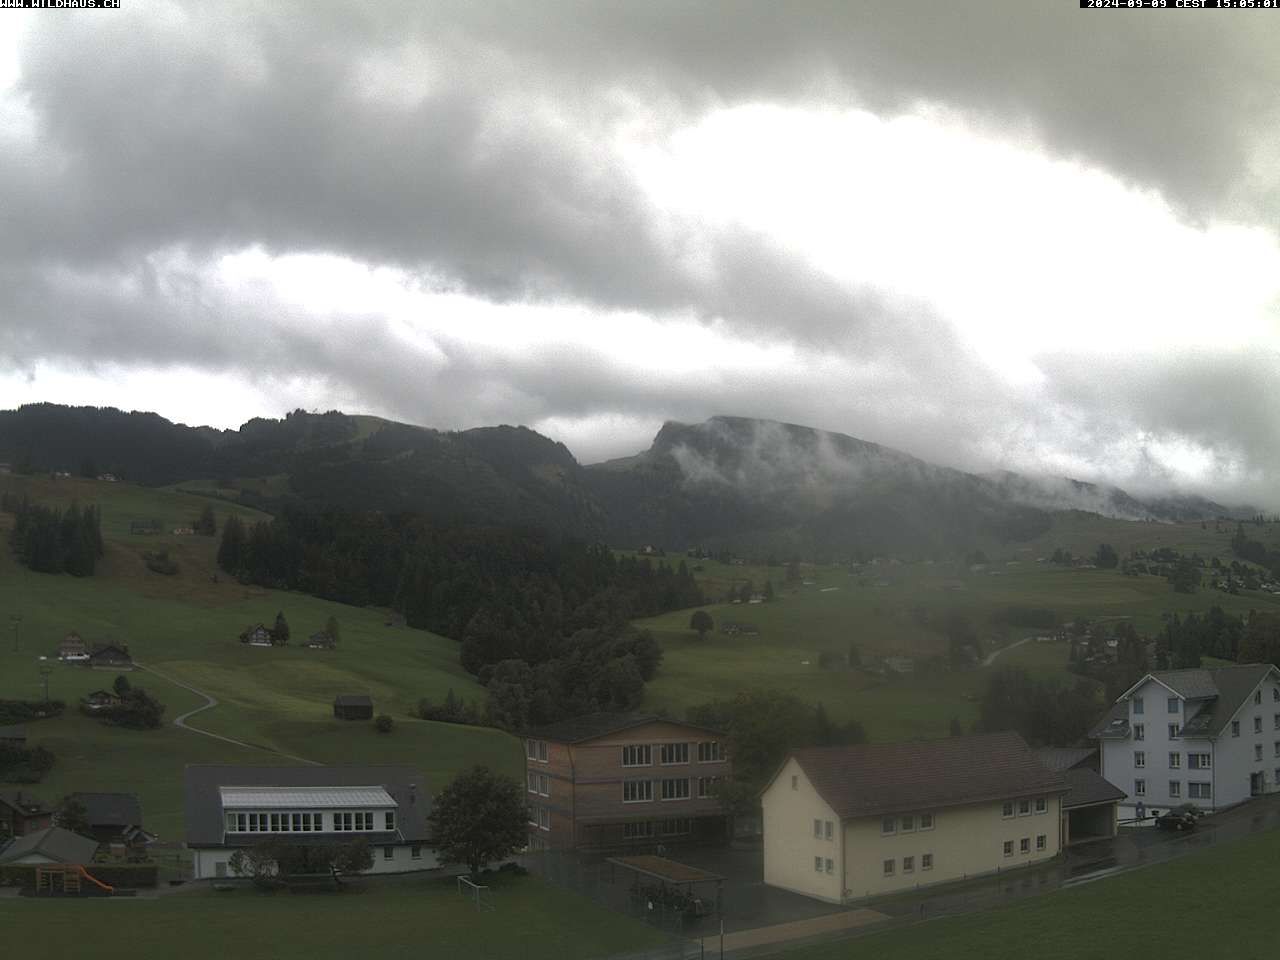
[456, 874, 495, 912]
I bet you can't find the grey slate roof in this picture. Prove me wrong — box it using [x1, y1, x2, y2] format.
[1062, 769, 1126, 810]
[1034, 747, 1097, 772]
[1089, 701, 1130, 740]
[523, 712, 722, 744]
[0, 827, 100, 865]
[183, 765, 430, 848]
[69, 792, 143, 828]
[789, 731, 1066, 820]
[1147, 669, 1220, 700]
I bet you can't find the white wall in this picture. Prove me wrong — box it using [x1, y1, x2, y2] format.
[191, 843, 439, 880]
[761, 757, 843, 903]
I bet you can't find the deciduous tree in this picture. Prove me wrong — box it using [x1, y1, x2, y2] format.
[427, 766, 527, 876]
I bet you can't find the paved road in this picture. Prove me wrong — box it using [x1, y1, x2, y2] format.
[982, 635, 1037, 667]
[136, 661, 318, 765]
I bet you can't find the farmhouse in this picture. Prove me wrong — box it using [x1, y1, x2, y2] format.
[0, 790, 53, 837]
[81, 690, 122, 711]
[1092, 663, 1280, 818]
[306, 631, 337, 650]
[522, 712, 730, 852]
[57, 633, 88, 661]
[239, 624, 273, 647]
[0, 826, 100, 866]
[720, 621, 759, 637]
[182, 764, 436, 879]
[68, 792, 151, 846]
[761, 731, 1066, 903]
[88, 644, 133, 670]
[333, 695, 373, 720]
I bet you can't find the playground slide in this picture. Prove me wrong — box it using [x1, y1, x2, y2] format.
[77, 866, 114, 894]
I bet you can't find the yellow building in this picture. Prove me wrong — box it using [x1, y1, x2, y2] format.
[761, 731, 1067, 903]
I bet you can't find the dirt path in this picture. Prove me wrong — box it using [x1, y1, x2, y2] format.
[982, 635, 1037, 667]
[136, 661, 319, 765]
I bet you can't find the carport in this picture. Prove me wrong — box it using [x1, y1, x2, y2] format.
[1061, 769, 1126, 846]
[606, 854, 725, 921]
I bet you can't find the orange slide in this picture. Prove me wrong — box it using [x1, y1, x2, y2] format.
[76, 866, 114, 894]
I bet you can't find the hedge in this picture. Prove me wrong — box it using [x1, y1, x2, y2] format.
[0, 862, 158, 889]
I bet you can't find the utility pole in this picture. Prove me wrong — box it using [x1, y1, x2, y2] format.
[38, 657, 52, 702]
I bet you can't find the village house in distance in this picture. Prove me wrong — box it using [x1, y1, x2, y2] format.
[522, 713, 730, 850]
[761, 732, 1069, 903]
[1092, 663, 1280, 818]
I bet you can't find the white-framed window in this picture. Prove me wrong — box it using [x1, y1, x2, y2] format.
[1019, 837, 1030, 854]
[539, 774, 550, 797]
[528, 772, 539, 794]
[1168, 752, 1181, 769]
[660, 778, 690, 801]
[1002, 841, 1013, 858]
[1168, 697, 1179, 714]
[623, 821, 654, 840]
[1188, 782, 1212, 800]
[901, 814, 915, 832]
[919, 813, 934, 830]
[1001, 801, 1014, 819]
[1274, 688, 1280, 702]
[660, 742, 690, 765]
[659, 818, 690, 836]
[1133, 697, 1144, 716]
[813, 818, 822, 838]
[1134, 724, 1145, 741]
[333, 812, 354, 832]
[539, 806, 550, 831]
[622, 744, 652, 767]
[1134, 751, 1145, 768]
[883, 859, 895, 876]
[1189, 753, 1211, 770]
[824, 858, 833, 874]
[791, 775, 798, 790]
[1232, 721, 1240, 737]
[921, 853, 933, 870]
[1018, 799, 1031, 816]
[902, 855, 914, 873]
[1274, 713, 1280, 731]
[1134, 778, 1146, 796]
[526, 739, 548, 762]
[623, 779, 653, 803]
[385, 811, 395, 831]
[527, 804, 539, 828]
[824, 820, 833, 840]
[697, 741, 724, 763]
[1255, 717, 1263, 734]
[814, 856, 823, 873]
[1255, 690, 1263, 706]
[1274, 742, 1280, 758]
[1168, 724, 1180, 739]
[356, 812, 374, 831]
[1169, 781, 1182, 799]
[882, 816, 897, 835]
[1036, 834, 1046, 851]
[1255, 744, 1264, 762]
[411, 845, 422, 860]
[697, 776, 719, 799]
[1034, 798, 1047, 814]
[383, 846, 394, 861]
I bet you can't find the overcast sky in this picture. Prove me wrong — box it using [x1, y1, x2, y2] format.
[2, 2, 1279, 502]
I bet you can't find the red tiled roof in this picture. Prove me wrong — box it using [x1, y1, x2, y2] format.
[791, 731, 1066, 820]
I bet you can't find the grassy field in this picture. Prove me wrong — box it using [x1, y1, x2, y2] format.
[781, 824, 1280, 960]
[0, 474, 522, 840]
[0, 872, 669, 960]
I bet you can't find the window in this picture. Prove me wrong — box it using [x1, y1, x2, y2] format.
[354, 812, 373, 831]
[921, 853, 933, 870]
[824, 820, 833, 841]
[1133, 697, 1144, 716]
[623, 779, 653, 803]
[385, 811, 396, 831]
[882, 816, 897, 835]
[697, 776, 719, 799]
[1189, 753, 1211, 770]
[1168, 724, 1180, 739]
[622, 744, 652, 767]
[411, 845, 422, 860]
[1255, 717, 1264, 735]
[383, 846, 394, 861]
[1168, 697, 1179, 714]
[1169, 781, 1181, 799]
[920, 813, 934, 830]
[528, 805, 539, 828]
[1255, 744, 1264, 762]
[813, 818, 822, 838]
[1232, 721, 1240, 737]
[1003, 841, 1013, 858]
[1255, 690, 1263, 706]
[659, 818, 689, 836]
[903, 855, 914, 873]
[883, 859, 895, 876]
[660, 778, 690, 801]
[660, 742, 690, 765]
[528, 772, 538, 794]
[1020, 837, 1030, 854]
[1001, 801, 1014, 819]
[1274, 688, 1280, 702]
[1275, 742, 1280, 759]
[1274, 714, 1280, 731]
[333, 812, 353, 832]
[697, 741, 723, 763]
[1034, 798, 1047, 814]
[291, 813, 302, 832]
[270, 813, 281, 832]
[526, 739, 548, 762]
[1018, 799, 1031, 816]
[623, 821, 654, 840]
[824, 858, 833, 874]
[1134, 724, 1145, 741]
[791, 775, 798, 790]
[1134, 778, 1146, 796]
[1189, 782, 1212, 800]
[539, 774, 550, 797]
[538, 806, 550, 831]
[1134, 751, 1145, 768]
[1168, 752, 1181, 769]
[1036, 835, 1047, 851]
[901, 814, 915, 832]
[814, 856, 823, 873]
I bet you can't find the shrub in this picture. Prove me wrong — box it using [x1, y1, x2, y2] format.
[374, 714, 393, 733]
[143, 550, 179, 575]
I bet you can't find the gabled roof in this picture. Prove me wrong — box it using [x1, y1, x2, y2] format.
[784, 731, 1066, 820]
[1099, 664, 1278, 740]
[1180, 664, 1279, 737]
[1062, 769, 1126, 810]
[0, 789, 51, 816]
[183, 764, 429, 847]
[0, 827, 99, 865]
[68, 792, 143, 828]
[1034, 747, 1097, 772]
[522, 712, 722, 744]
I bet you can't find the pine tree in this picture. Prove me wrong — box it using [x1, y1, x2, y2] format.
[217, 514, 244, 573]
[272, 611, 291, 646]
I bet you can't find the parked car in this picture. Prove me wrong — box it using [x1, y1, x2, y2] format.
[1155, 805, 1200, 831]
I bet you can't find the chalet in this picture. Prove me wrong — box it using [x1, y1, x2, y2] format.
[0, 790, 53, 837]
[762, 732, 1066, 903]
[0, 724, 26, 745]
[522, 712, 730, 851]
[333, 695, 374, 720]
[0, 826, 100, 866]
[171, 526, 195, 536]
[240, 624, 273, 647]
[67, 792, 151, 846]
[57, 633, 89, 661]
[81, 690, 122, 712]
[305, 631, 337, 650]
[720, 621, 759, 637]
[89, 644, 133, 671]
[183, 764, 436, 878]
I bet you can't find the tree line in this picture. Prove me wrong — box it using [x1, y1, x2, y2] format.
[1, 493, 103, 576]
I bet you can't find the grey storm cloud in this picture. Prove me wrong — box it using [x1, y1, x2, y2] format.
[2, 1, 1279, 502]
